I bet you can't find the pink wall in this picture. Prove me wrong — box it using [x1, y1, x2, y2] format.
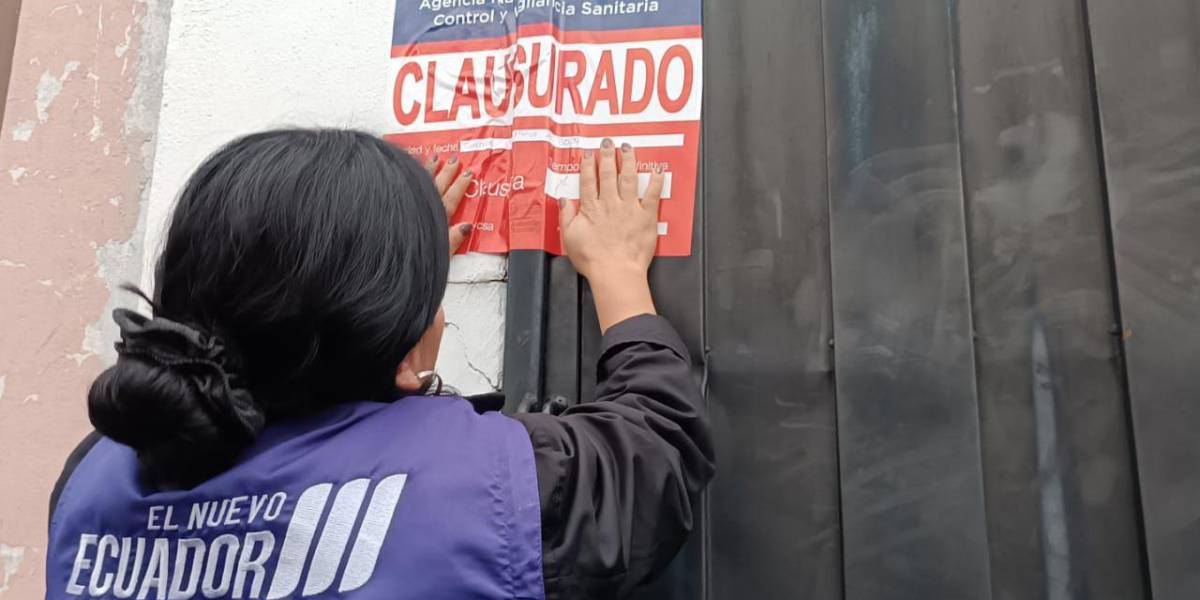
[0, 2, 167, 597]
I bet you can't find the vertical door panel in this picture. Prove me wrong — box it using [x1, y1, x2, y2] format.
[823, 1, 991, 597]
[1085, 1, 1200, 597]
[702, 0, 842, 598]
[544, 256, 579, 408]
[578, 279, 600, 405]
[955, 0, 1147, 597]
[503, 251, 548, 412]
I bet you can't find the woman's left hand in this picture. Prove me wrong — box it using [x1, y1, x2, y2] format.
[425, 154, 475, 255]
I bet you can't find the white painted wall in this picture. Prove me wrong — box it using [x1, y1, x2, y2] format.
[143, 0, 507, 394]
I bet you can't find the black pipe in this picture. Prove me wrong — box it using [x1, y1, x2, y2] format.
[501, 250, 550, 413]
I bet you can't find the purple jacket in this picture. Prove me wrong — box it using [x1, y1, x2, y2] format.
[46, 395, 545, 600]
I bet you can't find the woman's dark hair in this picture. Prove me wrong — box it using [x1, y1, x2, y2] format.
[88, 128, 448, 488]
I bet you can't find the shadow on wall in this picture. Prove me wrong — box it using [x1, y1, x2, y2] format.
[0, 0, 24, 128]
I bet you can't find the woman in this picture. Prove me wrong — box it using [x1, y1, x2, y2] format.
[46, 129, 713, 600]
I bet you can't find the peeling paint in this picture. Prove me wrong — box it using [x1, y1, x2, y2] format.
[66, 352, 93, 366]
[10, 121, 34, 141]
[88, 115, 104, 141]
[77, 0, 175, 364]
[0, 375, 6, 402]
[0, 3, 172, 595]
[35, 61, 82, 123]
[116, 25, 133, 57]
[87, 72, 101, 107]
[81, 215, 142, 365]
[0, 544, 25, 596]
[47, 3, 84, 17]
[72, 0, 174, 377]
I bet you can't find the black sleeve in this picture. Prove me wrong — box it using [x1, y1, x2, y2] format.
[513, 314, 715, 599]
[49, 430, 103, 525]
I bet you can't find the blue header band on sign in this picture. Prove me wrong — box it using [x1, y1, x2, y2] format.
[392, 0, 701, 47]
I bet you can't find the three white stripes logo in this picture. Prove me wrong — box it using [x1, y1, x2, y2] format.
[266, 474, 408, 598]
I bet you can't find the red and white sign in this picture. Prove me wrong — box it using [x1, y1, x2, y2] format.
[386, 1, 702, 255]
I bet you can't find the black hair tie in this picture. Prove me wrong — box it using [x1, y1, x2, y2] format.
[112, 308, 264, 442]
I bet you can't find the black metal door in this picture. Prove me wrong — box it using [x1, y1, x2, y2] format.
[504, 0, 1200, 597]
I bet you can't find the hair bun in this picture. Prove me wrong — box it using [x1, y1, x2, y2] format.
[88, 308, 264, 487]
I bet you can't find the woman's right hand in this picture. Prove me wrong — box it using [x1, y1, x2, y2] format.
[425, 154, 475, 255]
[559, 139, 666, 332]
